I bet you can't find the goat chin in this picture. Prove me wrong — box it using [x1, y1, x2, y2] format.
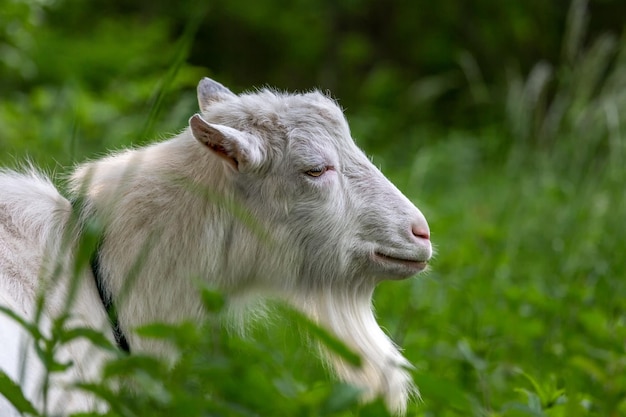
[292, 285, 417, 415]
[224, 284, 416, 414]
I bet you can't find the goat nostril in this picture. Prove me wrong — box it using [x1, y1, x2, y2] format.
[412, 225, 430, 241]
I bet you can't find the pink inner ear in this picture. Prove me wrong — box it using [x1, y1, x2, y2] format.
[209, 143, 239, 168]
[189, 115, 241, 170]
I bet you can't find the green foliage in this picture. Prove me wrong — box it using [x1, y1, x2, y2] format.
[1, 0, 626, 416]
[0, 370, 38, 415]
[505, 0, 626, 176]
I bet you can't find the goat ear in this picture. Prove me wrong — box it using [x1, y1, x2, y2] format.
[197, 77, 235, 112]
[189, 114, 262, 171]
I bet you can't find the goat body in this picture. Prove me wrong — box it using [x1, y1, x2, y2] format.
[0, 79, 432, 415]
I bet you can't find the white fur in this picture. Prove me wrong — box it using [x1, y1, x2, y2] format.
[0, 79, 432, 415]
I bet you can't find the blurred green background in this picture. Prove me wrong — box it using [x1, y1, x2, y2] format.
[1, 0, 625, 416]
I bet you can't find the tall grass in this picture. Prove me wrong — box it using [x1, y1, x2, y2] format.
[377, 1, 626, 415]
[505, 0, 625, 176]
[1, 0, 626, 416]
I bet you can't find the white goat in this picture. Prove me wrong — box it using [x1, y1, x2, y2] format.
[0, 78, 432, 416]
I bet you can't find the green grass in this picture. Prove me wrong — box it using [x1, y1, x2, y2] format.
[380, 137, 626, 416]
[1, 0, 626, 415]
[3, 128, 623, 416]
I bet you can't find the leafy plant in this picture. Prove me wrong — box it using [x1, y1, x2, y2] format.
[1, 0, 626, 416]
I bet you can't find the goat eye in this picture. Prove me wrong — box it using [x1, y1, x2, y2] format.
[305, 166, 327, 177]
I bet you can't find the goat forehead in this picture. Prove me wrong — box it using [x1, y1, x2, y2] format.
[207, 89, 361, 169]
[278, 94, 355, 158]
[288, 119, 351, 157]
[209, 90, 348, 136]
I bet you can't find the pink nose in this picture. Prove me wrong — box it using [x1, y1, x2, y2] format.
[412, 224, 430, 241]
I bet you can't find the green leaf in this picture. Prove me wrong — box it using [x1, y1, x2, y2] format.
[412, 372, 471, 411]
[515, 371, 565, 409]
[0, 305, 42, 340]
[200, 288, 225, 313]
[320, 382, 362, 414]
[135, 321, 199, 347]
[57, 327, 117, 352]
[102, 354, 166, 379]
[0, 369, 39, 415]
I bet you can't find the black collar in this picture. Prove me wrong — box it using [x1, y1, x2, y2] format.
[91, 240, 131, 353]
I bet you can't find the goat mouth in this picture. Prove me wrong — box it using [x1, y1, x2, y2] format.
[372, 251, 428, 277]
